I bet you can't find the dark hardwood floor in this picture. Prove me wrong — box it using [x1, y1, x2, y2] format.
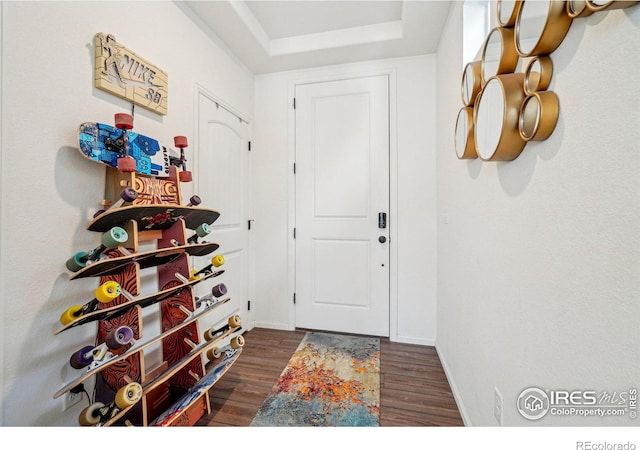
[195, 327, 463, 427]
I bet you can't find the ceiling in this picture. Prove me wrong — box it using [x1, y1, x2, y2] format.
[181, 0, 453, 74]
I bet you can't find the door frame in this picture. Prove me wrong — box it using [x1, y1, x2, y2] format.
[193, 83, 254, 330]
[286, 66, 399, 341]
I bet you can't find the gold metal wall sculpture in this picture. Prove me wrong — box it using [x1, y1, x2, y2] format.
[455, 0, 638, 161]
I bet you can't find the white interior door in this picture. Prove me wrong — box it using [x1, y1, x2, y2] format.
[194, 91, 251, 332]
[295, 75, 390, 337]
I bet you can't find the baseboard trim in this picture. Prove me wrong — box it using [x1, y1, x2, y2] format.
[392, 335, 435, 346]
[435, 341, 472, 426]
[253, 321, 295, 331]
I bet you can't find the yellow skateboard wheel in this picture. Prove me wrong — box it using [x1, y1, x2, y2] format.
[228, 314, 241, 328]
[211, 254, 225, 267]
[94, 281, 121, 303]
[114, 382, 143, 409]
[60, 305, 82, 325]
[231, 335, 245, 349]
[189, 270, 201, 281]
[79, 402, 104, 426]
[203, 327, 217, 341]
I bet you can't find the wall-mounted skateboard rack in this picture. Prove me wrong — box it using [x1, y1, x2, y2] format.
[56, 113, 243, 426]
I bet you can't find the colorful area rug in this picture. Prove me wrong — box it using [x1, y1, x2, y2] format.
[250, 332, 380, 427]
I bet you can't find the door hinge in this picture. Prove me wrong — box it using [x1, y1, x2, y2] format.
[248, 219, 254, 230]
[248, 141, 251, 151]
[293, 98, 296, 109]
[293, 293, 296, 304]
[293, 228, 296, 239]
[293, 163, 296, 174]
[248, 300, 251, 311]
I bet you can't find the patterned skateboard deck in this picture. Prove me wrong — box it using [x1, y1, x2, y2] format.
[150, 347, 242, 426]
[57, 270, 224, 334]
[88, 205, 220, 233]
[68, 241, 219, 280]
[97, 320, 242, 427]
[54, 295, 231, 399]
[78, 122, 170, 177]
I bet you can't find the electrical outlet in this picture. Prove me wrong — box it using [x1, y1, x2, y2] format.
[63, 391, 82, 411]
[494, 387, 503, 426]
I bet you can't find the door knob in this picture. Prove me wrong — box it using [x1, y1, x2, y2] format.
[378, 236, 387, 243]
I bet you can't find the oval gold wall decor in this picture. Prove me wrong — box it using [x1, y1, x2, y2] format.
[519, 91, 560, 141]
[497, 0, 523, 26]
[587, 1, 639, 12]
[474, 73, 527, 161]
[524, 56, 554, 94]
[461, 61, 483, 106]
[515, 0, 574, 57]
[455, 0, 638, 163]
[455, 107, 478, 159]
[481, 27, 520, 84]
[567, 0, 595, 17]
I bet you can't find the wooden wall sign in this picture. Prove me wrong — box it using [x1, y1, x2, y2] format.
[94, 33, 168, 115]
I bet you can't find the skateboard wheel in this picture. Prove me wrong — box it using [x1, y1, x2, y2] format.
[174, 136, 188, 148]
[79, 402, 105, 426]
[114, 382, 143, 409]
[211, 254, 225, 267]
[95, 281, 121, 303]
[207, 347, 221, 360]
[188, 195, 202, 207]
[120, 187, 138, 202]
[70, 345, 95, 369]
[203, 328, 218, 341]
[114, 113, 133, 130]
[105, 325, 134, 349]
[189, 270, 201, 281]
[102, 226, 128, 248]
[179, 171, 192, 182]
[228, 314, 241, 328]
[66, 252, 88, 272]
[211, 283, 227, 298]
[60, 305, 82, 325]
[231, 335, 245, 349]
[195, 223, 210, 238]
[117, 157, 137, 173]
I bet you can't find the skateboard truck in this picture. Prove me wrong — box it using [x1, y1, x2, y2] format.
[187, 223, 211, 244]
[60, 281, 121, 325]
[186, 195, 201, 207]
[189, 254, 225, 280]
[69, 325, 135, 369]
[169, 136, 192, 182]
[78, 382, 143, 426]
[94, 187, 138, 218]
[104, 113, 137, 173]
[195, 283, 227, 304]
[65, 227, 129, 272]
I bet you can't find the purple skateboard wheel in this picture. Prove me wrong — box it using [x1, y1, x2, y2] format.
[105, 325, 134, 349]
[70, 345, 95, 369]
[120, 187, 138, 202]
[212, 283, 227, 298]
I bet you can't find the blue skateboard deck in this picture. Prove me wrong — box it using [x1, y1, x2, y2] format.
[78, 122, 170, 176]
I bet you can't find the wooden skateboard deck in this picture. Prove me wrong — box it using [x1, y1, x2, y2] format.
[87, 204, 220, 233]
[54, 296, 231, 399]
[68, 241, 219, 280]
[78, 122, 170, 177]
[57, 270, 224, 334]
[149, 346, 242, 426]
[98, 319, 243, 427]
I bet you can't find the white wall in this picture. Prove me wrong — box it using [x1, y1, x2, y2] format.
[252, 56, 438, 345]
[436, 3, 640, 426]
[0, 1, 253, 426]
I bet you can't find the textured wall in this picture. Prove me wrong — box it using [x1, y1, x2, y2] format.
[436, 3, 640, 426]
